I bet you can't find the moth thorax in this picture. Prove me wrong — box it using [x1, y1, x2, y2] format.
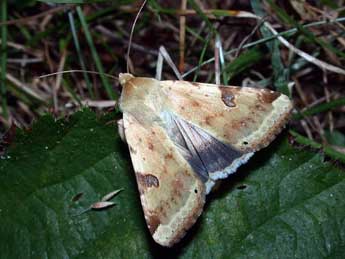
[119, 74, 161, 113]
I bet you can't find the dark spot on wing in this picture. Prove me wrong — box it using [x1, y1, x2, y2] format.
[190, 82, 201, 88]
[147, 214, 161, 234]
[148, 142, 154, 150]
[165, 153, 173, 160]
[259, 90, 280, 103]
[129, 145, 137, 154]
[191, 100, 200, 107]
[255, 104, 266, 111]
[204, 112, 224, 126]
[219, 87, 237, 107]
[137, 173, 159, 188]
[205, 115, 213, 125]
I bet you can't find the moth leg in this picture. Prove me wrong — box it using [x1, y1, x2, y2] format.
[117, 119, 126, 143]
[155, 46, 183, 80]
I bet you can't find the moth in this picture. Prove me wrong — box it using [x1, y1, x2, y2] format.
[118, 73, 292, 247]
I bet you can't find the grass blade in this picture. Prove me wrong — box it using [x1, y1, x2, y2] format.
[187, 0, 217, 35]
[223, 47, 264, 83]
[252, 0, 289, 95]
[293, 98, 345, 120]
[76, 6, 116, 99]
[193, 34, 211, 82]
[266, 0, 345, 59]
[68, 11, 95, 99]
[183, 17, 345, 78]
[0, 0, 8, 119]
[290, 130, 345, 163]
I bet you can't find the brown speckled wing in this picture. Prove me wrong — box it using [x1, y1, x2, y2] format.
[161, 80, 292, 153]
[122, 112, 205, 247]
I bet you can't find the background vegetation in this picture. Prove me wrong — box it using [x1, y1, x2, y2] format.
[0, 1, 344, 258]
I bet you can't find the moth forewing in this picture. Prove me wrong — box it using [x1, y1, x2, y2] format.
[118, 73, 292, 247]
[119, 74, 206, 247]
[160, 80, 292, 152]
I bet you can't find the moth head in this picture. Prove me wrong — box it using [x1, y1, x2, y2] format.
[119, 73, 135, 86]
[119, 73, 161, 112]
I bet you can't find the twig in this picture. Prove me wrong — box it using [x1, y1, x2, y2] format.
[179, 0, 187, 73]
[1, 0, 8, 119]
[214, 35, 221, 85]
[323, 72, 334, 132]
[0, 5, 74, 26]
[7, 58, 43, 64]
[300, 120, 314, 139]
[230, 10, 345, 75]
[183, 16, 345, 78]
[234, 16, 267, 58]
[155, 49, 163, 80]
[53, 49, 67, 113]
[0, 40, 43, 58]
[159, 46, 183, 80]
[80, 100, 116, 108]
[6, 73, 46, 102]
[263, 19, 345, 75]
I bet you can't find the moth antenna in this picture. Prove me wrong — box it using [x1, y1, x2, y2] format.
[38, 70, 118, 81]
[126, 0, 148, 73]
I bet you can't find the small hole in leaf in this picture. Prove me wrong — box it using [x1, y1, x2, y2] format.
[237, 184, 247, 190]
[243, 141, 248, 145]
[71, 192, 84, 202]
[323, 156, 331, 162]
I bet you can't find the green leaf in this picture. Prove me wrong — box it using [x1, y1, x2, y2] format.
[324, 130, 345, 147]
[76, 6, 116, 100]
[223, 47, 264, 82]
[1, 109, 344, 258]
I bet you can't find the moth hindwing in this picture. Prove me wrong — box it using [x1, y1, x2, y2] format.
[118, 73, 292, 247]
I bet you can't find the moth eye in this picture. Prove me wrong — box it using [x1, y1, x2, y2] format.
[194, 189, 198, 194]
[243, 141, 248, 145]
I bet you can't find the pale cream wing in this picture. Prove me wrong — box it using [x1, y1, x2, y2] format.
[122, 112, 205, 247]
[161, 80, 292, 153]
